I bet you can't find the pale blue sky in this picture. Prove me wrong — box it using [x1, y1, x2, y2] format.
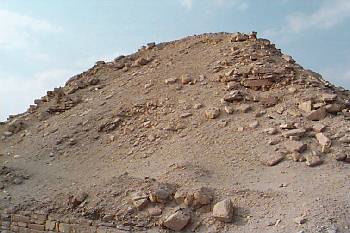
[1, 0, 350, 120]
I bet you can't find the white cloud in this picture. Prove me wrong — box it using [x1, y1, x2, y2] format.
[180, 0, 248, 10]
[180, 0, 193, 9]
[0, 68, 76, 120]
[286, 0, 350, 33]
[0, 9, 62, 49]
[213, 0, 248, 10]
[263, 0, 350, 38]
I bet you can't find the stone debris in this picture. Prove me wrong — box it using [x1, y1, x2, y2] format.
[299, 101, 313, 113]
[263, 154, 285, 166]
[223, 90, 243, 102]
[237, 104, 252, 113]
[305, 154, 323, 167]
[165, 77, 178, 84]
[312, 123, 326, 132]
[307, 108, 327, 121]
[205, 107, 220, 119]
[224, 106, 234, 114]
[163, 210, 191, 231]
[212, 199, 234, 223]
[264, 127, 278, 135]
[284, 140, 307, 153]
[131, 191, 149, 210]
[181, 74, 194, 85]
[2, 32, 350, 233]
[249, 121, 259, 129]
[315, 133, 331, 147]
[282, 128, 306, 138]
[326, 104, 342, 113]
[290, 152, 306, 162]
[322, 93, 337, 102]
[294, 216, 307, 225]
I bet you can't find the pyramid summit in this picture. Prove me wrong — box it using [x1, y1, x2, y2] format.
[1, 32, 350, 232]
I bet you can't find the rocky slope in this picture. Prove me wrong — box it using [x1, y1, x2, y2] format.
[1, 32, 350, 233]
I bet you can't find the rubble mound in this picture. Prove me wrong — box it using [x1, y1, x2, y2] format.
[1, 32, 350, 232]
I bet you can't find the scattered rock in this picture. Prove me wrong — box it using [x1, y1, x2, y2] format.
[165, 77, 178, 84]
[181, 74, 193, 85]
[193, 103, 202, 109]
[163, 210, 191, 231]
[299, 101, 312, 113]
[305, 154, 323, 167]
[237, 104, 251, 113]
[131, 191, 149, 210]
[249, 121, 259, 129]
[315, 133, 331, 147]
[290, 152, 306, 162]
[334, 153, 347, 161]
[223, 90, 243, 102]
[284, 140, 307, 153]
[224, 106, 234, 114]
[205, 107, 220, 119]
[3, 131, 13, 137]
[307, 108, 327, 121]
[282, 128, 306, 138]
[322, 93, 337, 102]
[312, 123, 326, 132]
[294, 216, 307, 225]
[135, 57, 150, 66]
[180, 112, 192, 118]
[212, 199, 234, 223]
[339, 135, 350, 143]
[326, 104, 342, 113]
[263, 154, 284, 166]
[264, 127, 278, 135]
[148, 207, 162, 216]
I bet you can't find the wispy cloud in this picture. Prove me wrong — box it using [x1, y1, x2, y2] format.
[180, 0, 194, 9]
[0, 68, 76, 120]
[180, 0, 248, 10]
[287, 0, 350, 33]
[0, 9, 62, 49]
[262, 0, 350, 39]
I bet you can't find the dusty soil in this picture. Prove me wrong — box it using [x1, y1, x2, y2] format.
[1, 32, 350, 233]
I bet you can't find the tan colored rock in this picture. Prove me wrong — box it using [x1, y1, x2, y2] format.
[237, 104, 251, 113]
[306, 108, 327, 121]
[290, 152, 305, 162]
[322, 93, 337, 102]
[205, 107, 220, 119]
[131, 191, 148, 210]
[282, 128, 306, 138]
[223, 90, 243, 102]
[181, 74, 193, 84]
[226, 81, 240, 90]
[279, 123, 295, 129]
[312, 123, 326, 132]
[288, 87, 297, 93]
[148, 207, 162, 216]
[224, 106, 234, 114]
[315, 133, 331, 147]
[192, 187, 213, 207]
[305, 154, 323, 167]
[284, 140, 307, 153]
[325, 104, 342, 113]
[264, 127, 278, 135]
[263, 154, 284, 166]
[249, 121, 259, 129]
[213, 199, 234, 223]
[165, 77, 178, 84]
[299, 101, 312, 113]
[135, 57, 149, 66]
[163, 210, 190, 231]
